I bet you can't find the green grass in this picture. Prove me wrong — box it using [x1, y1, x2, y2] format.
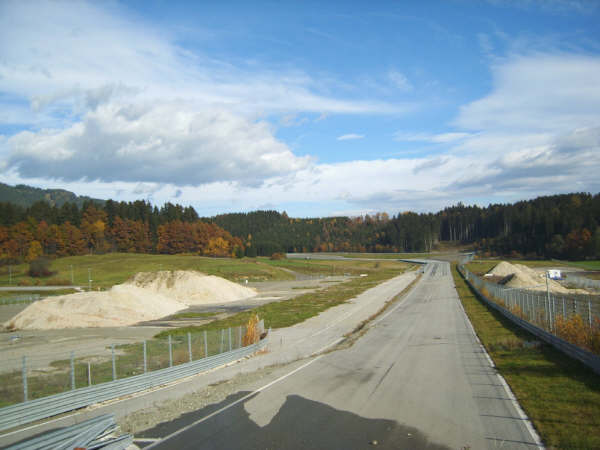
[0, 253, 415, 290]
[0, 329, 242, 408]
[329, 252, 432, 259]
[171, 312, 217, 319]
[156, 261, 413, 338]
[0, 253, 301, 289]
[452, 263, 600, 449]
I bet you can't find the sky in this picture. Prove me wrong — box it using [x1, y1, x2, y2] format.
[1, 0, 599, 218]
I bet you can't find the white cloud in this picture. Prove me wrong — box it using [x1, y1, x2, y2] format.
[337, 134, 365, 141]
[395, 132, 471, 143]
[6, 102, 310, 186]
[388, 71, 413, 92]
[454, 54, 600, 133]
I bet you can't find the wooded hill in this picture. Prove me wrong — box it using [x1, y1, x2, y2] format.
[0, 192, 599, 262]
[0, 182, 104, 208]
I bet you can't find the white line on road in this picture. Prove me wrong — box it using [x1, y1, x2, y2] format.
[146, 354, 327, 449]
[455, 293, 545, 449]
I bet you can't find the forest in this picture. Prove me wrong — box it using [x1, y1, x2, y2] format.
[0, 192, 599, 263]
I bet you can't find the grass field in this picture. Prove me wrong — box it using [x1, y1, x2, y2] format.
[156, 260, 413, 338]
[452, 263, 600, 449]
[0, 253, 304, 289]
[0, 253, 416, 290]
[329, 252, 432, 259]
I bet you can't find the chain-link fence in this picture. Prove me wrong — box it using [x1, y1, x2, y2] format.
[564, 273, 600, 291]
[0, 326, 253, 409]
[459, 265, 600, 355]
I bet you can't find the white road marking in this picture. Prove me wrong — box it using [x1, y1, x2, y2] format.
[146, 354, 326, 449]
[455, 289, 545, 449]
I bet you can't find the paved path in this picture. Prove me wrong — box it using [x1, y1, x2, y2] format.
[148, 262, 541, 449]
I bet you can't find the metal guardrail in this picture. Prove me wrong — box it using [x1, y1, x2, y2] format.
[0, 338, 267, 432]
[6, 414, 131, 450]
[458, 267, 600, 375]
[0, 294, 41, 305]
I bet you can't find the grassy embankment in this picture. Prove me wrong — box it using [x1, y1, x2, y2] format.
[452, 263, 600, 449]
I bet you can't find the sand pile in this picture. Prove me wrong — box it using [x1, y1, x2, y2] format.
[4, 271, 257, 331]
[127, 271, 256, 306]
[487, 262, 585, 294]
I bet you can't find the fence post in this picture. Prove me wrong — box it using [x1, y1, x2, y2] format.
[204, 330, 208, 358]
[228, 328, 232, 352]
[168, 335, 173, 367]
[22, 356, 28, 403]
[238, 326, 242, 348]
[111, 344, 116, 381]
[589, 300, 593, 328]
[143, 340, 147, 373]
[220, 329, 224, 353]
[88, 362, 91, 386]
[188, 332, 192, 362]
[562, 297, 566, 318]
[70, 351, 75, 390]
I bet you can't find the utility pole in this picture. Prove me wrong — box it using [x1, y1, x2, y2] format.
[545, 271, 552, 331]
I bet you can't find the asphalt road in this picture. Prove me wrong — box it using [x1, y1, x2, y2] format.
[145, 262, 542, 450]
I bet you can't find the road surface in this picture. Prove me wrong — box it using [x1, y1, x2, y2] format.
[144, 261, 541, 449]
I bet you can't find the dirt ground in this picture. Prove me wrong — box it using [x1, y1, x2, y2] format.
[0, 276, 349, 373]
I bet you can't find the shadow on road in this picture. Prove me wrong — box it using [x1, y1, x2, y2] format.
[140, 391, 451, 449]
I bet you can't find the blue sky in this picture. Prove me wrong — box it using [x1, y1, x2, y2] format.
[1, 0, 599, 217]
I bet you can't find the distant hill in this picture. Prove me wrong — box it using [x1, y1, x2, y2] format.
[0, 183, 105, 208]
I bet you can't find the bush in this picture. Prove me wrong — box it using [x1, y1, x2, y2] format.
[270, 252, 286, 260]
[28, 257, 54, 278]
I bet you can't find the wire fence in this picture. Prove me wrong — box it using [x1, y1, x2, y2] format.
[564, 273, 600, 291]
[0, 326, 254, 409]
[459, 265, 600, 357]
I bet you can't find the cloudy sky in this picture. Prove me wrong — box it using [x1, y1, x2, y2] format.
[1, 0, 599, 217]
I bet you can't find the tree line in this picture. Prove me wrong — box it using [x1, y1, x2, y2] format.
[1, 192, 599, 263]
[0, 200, 243, 263]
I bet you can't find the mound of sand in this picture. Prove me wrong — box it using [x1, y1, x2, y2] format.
[127, 271, 256, 306]
[4, 271, 257, 331]
[487, 262, 586, 295]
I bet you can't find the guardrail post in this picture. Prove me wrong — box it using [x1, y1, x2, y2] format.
[228, 327, 232, 352]
[88, 362, 91, 386]
[168, 335, 173, 367]
[111, 344, 116, 381]
[188, 332, 192, 362]
[204, 330, 208, 358]
[22, 356, 28, 403]
[70, 351, 75, 390]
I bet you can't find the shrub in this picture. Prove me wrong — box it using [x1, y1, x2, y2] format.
[28, 257, 53, 278]
[270, 252, 286, 260]
[242, 314, 260, 346]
